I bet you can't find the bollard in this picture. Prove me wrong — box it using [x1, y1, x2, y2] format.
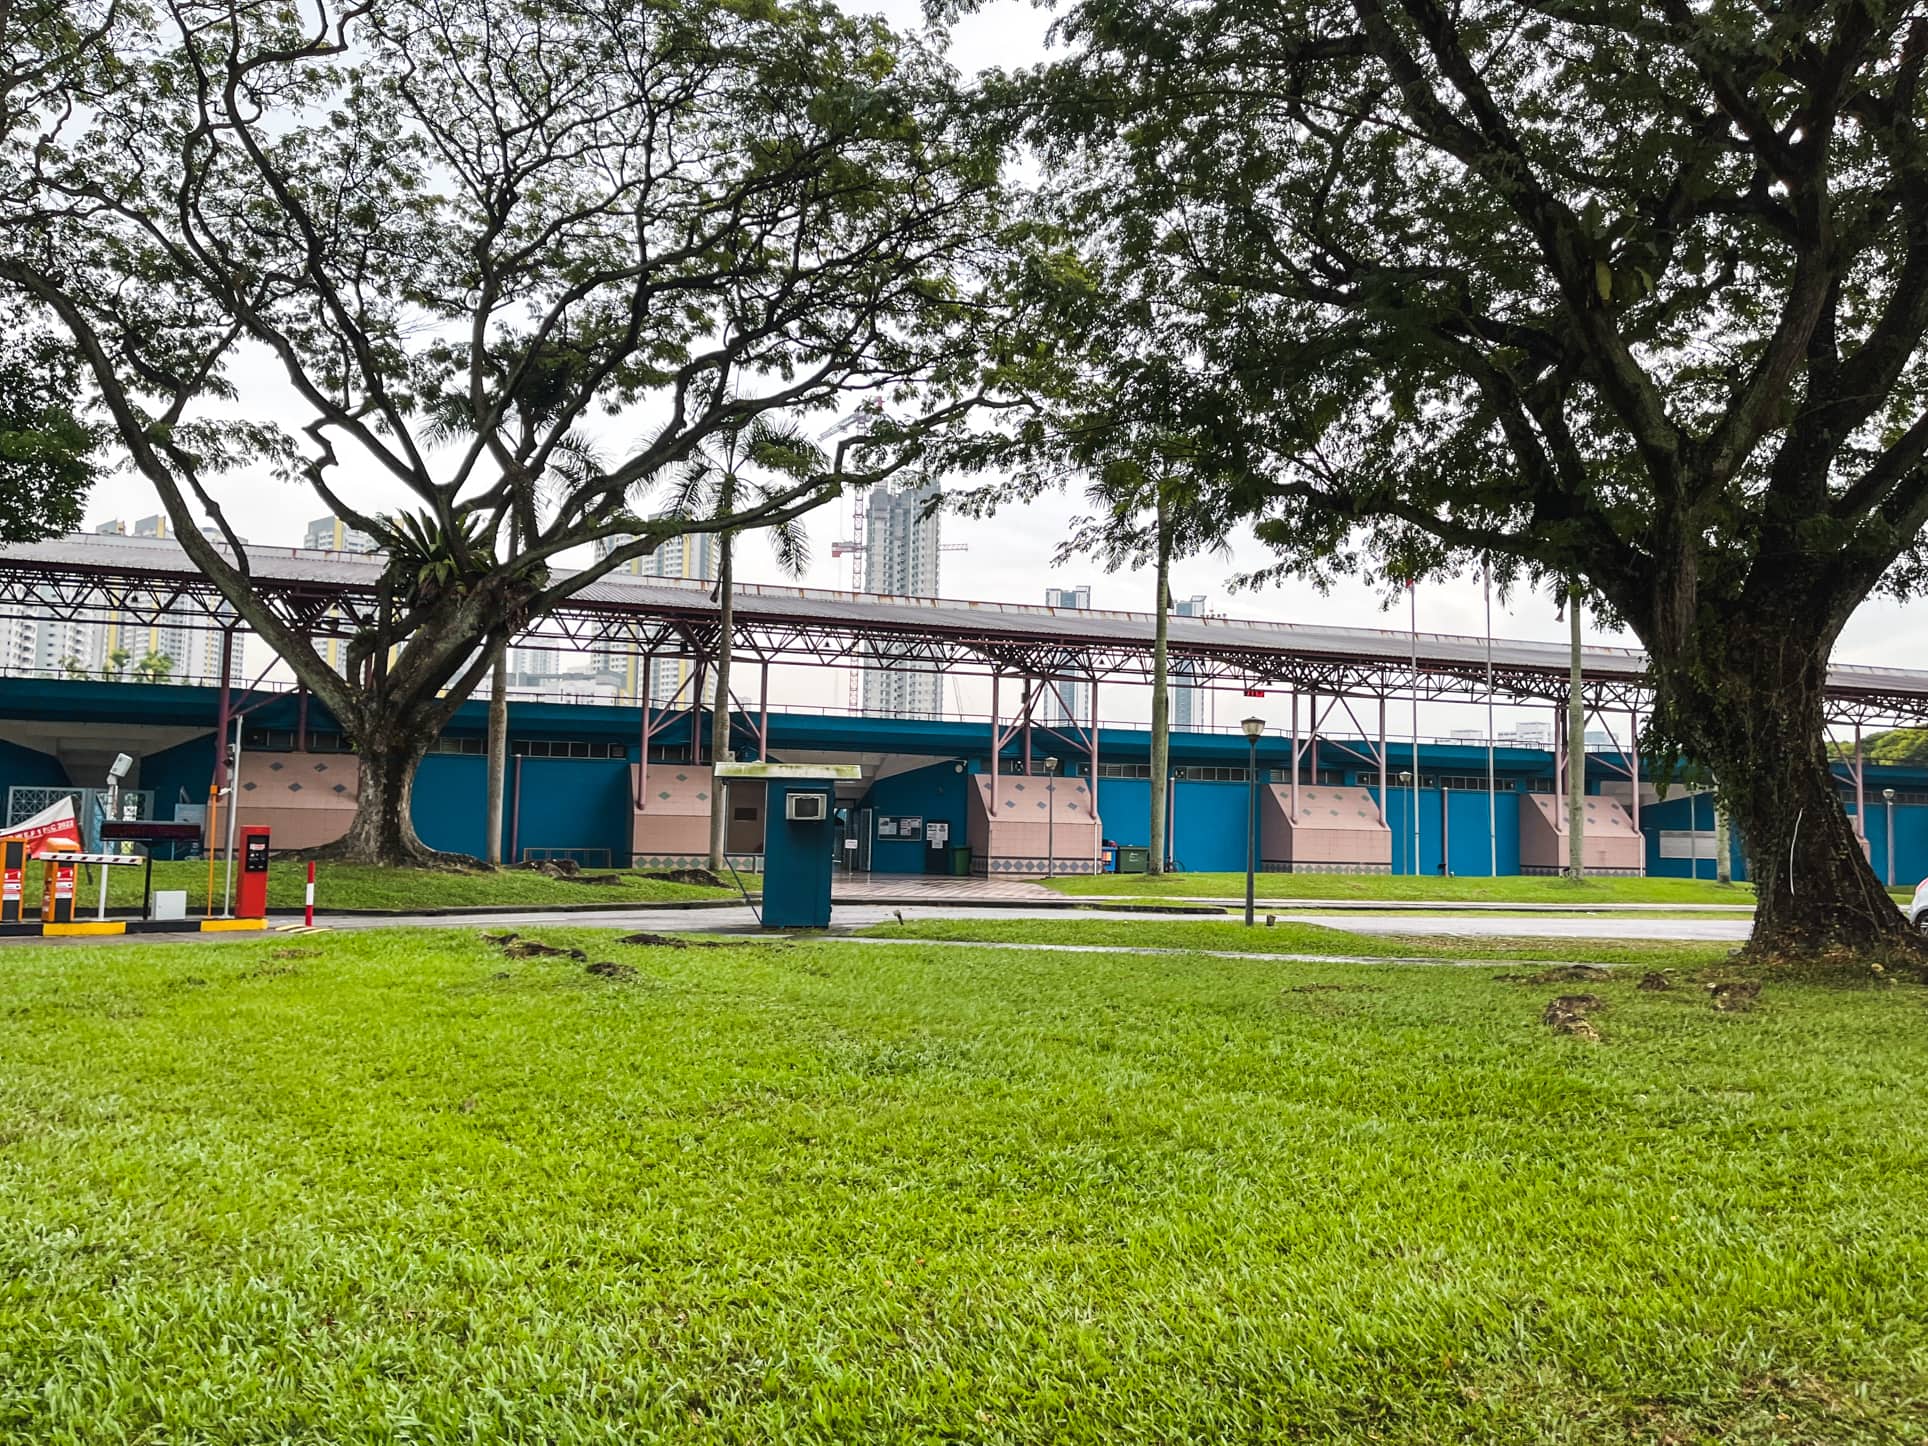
[305, 859, 316, 928]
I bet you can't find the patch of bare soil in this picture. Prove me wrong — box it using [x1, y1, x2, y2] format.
[1708, 979, 1763, 1012]
[640, 867, 725, 888]
[1543, 993, 1604, 1039]
[479, 931, 587, 961]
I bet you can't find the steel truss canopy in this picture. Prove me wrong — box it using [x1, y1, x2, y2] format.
[4, 533, 1928, 724]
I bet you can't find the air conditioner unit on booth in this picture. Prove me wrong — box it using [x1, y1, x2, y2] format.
[784, 791, 829, 822]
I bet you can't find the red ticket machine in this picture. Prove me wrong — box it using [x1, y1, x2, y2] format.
[237, 826, 271, 919]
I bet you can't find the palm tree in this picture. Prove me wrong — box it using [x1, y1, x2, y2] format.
[1061, 454, 1229, 876]
[133, 650, 174, 684]
[666, 419, 820, 873]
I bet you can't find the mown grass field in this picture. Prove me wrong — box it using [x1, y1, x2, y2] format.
[1047, 871, 1778, 904]
[4, 926, 1926, 1442]
[82, 858, 741, 913]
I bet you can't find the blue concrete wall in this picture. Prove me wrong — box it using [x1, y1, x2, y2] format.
[1642, 793, 1750, 881]
[507, 756, 634, 866]
[1095, 777, 1255, 873]
[0, 737, 69, 795]
[412, 755, 486, 857]
[1844, 799, 1928, 889]
[139, 736, 216, 821]
[859, 761, 971, 875]
[1367, 786, 1522, 877]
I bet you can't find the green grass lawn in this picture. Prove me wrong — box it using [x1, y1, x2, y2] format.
[77, 859, 741, 913]
[859, 915, 1742, 968]
[4, 928, 1926, 1441]
[1048, 872, 1777, 904]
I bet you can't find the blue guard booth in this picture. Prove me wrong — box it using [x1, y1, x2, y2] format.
[715, 761, 861, 929]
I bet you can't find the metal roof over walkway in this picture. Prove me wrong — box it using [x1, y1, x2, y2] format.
[3, 532, 1926, 720]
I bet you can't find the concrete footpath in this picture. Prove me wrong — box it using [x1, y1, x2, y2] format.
[1055, 894, 1759, 914]
[341, 905, 1743, 944]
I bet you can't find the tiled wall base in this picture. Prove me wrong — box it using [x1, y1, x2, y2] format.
[1259, 862, 1393, 875]
[1519, 865, 1645, 877]
[633, 853, 764, 874]
[973, 856, 1102, 877]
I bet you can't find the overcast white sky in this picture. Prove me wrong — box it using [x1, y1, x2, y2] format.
[76, 0, 1925, 741]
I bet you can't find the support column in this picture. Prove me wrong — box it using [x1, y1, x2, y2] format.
[759, 660, 771, 760]
[213, 627, 235, 793]
[1088, 675, 1100, 875]
[1854, 722, 1866, 840]
[1021, 677, 1034, 776]
[990, 669, 1001, 811]
[636, 653, 654, 810]
[1289, 688, 1300, 820]
[295, 684, 309, 755]
[1629, 708, 1642, 854]
[1307, 687, 1318, 788]
[690, 658, 706, 767]
[1376, 695, 1388, 827]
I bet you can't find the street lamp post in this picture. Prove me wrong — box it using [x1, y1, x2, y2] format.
[1044, 755, 1059, 878]
[1242, 717, 1265, 926]
[1884, 786, 1896, 888]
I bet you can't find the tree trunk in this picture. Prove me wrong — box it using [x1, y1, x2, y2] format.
[708, 533, 735, 874]
[326, 727, 448, 867]
[1714, 799, 1732, 886]
[1666, 618, 1914, 957]
[1148, 498, 1171, 877]
[486, 635, 508, 867]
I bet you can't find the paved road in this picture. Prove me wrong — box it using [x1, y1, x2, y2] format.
[333, 902, 1160, 934]
[1059, 895, 1759, 914]
[1279, 912, 1753, 942]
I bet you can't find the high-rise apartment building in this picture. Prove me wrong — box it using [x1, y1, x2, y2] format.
[1040, 585, 1093, 728]
[304, 516, 380, 554]
[298, 517, 377, 673]
[860, 476, 943, 718]
[1169, 594, 1208, 729]
[594, 531, 720, 704]
[0, 518, 244, 682]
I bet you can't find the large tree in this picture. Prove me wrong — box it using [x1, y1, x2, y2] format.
[0, 316, 95, 541]
[1001, 0, 1928, 954]
[1, 0, 1012, 863]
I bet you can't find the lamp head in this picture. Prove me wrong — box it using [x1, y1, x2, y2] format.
[1884, 787, 1896, 801]
[1043, 755, 1059, 776]
[107, 752, 133, 781]
[1240, 716, 1265, 741]
[1398, 770, 1412, 784]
